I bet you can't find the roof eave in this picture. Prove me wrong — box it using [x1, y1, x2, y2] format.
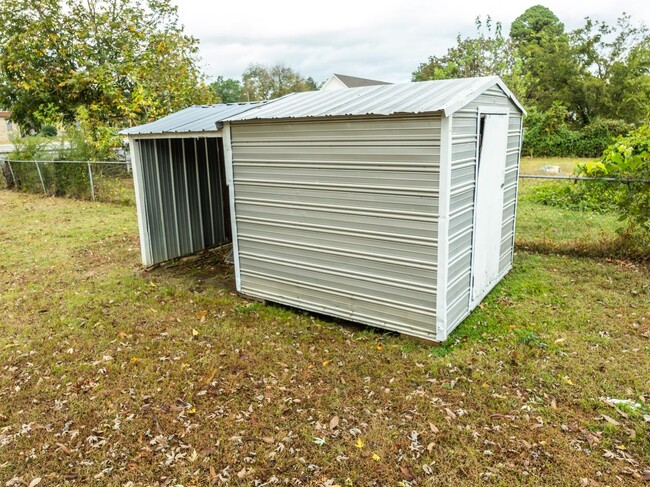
[441, 76, 527, 117]
[123, 130, 223, 139]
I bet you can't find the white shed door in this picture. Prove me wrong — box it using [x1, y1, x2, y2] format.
[472, 113, 509, 301]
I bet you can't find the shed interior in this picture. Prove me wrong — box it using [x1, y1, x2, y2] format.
[132, 136, 231, 266]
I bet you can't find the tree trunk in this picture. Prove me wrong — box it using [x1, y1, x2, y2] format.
[1, 161, 15, 189]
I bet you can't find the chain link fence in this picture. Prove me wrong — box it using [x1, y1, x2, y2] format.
[516, 174, 648, 260]
[1, 158, 646, 260]
[1, 158, 135, 205]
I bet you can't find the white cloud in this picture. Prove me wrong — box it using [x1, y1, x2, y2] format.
[175, 0, 650, 83]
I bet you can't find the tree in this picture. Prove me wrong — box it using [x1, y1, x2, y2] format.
[510, 5, 565, 46]
[241, 63, 318, 101]
[210, 76, 245, 103]
[0, 0, 215, 135]
[412, 17, 529, 100]
[570, 14, 650, 124]
[509, 6, 578, 113]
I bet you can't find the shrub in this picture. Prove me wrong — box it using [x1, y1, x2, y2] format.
[578, 125, 650, 232]
[527, 180, 620, 213]
[5, 136, 51, 193]
[523, 104, 634, 158]
[574, 118, 634, 157]
[40, 124, 58, 137]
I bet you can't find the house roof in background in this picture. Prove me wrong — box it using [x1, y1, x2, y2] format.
[120, 103, 260, 136]
[227, 76, 525, 122]
[330, 74, 391, 88]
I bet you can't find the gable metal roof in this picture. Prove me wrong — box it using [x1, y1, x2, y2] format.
[227, 76, 525, 122]
[120, 102, 260, 136]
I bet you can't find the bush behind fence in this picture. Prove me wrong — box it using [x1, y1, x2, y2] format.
[516, 176, 649, 261]
[1, 159, 135, 206]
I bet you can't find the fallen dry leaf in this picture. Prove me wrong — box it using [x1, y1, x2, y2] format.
[330, 415, 339, 430]
[429, 422, 439, 434]
[56, 443, 71, 454]
[28, 479, 42, 487]
[400, 466, 415, 480]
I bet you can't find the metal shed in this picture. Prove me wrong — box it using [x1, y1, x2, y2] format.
[223, 76, 525, 341]
[121, 103, 258, 266]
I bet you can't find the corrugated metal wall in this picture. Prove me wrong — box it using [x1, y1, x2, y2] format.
[445, 86, 523, 334]
[136, 137, 231, 265]
[230, 116, 441, 340]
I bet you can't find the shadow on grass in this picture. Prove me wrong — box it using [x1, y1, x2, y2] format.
[516, 233, 650, 265]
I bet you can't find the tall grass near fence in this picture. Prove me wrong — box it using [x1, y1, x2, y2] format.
[3, 149, 647, 262]
[1, 133, 135, 205]
[516, 178, 649, 261]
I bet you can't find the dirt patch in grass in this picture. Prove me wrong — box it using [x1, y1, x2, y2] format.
[1, 190, 649, 486]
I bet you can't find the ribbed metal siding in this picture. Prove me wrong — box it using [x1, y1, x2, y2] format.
[230, 116, 441, 339]
[136, 137, 231, 265]
[500, 112, 523, 274]
[445, 86, 523, 333]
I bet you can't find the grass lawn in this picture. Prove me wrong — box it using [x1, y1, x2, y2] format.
[519, 157, 593, 175]
[1, 190, 649, 486]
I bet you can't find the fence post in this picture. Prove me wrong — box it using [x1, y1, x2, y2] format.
[34, 161, 47, 195]
[6, 160, 16, 187]
[87, 162, 95, 201]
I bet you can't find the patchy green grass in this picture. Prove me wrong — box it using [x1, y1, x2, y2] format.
[1, 190, 649, 486]
[520, 157, 593, 175]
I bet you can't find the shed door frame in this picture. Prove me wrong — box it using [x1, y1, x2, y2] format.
[469, 106, 509, 306]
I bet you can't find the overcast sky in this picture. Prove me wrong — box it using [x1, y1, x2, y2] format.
[175, 0, 650, 84]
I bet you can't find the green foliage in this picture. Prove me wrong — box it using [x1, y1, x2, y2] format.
[571, 14, 650, 125]
[6, 136, 50, 193]
[413, 17, 529, 100]
[522, 104, 633, 157]
[241, 63, 319, 101]
[210, 76, 245, 103]
[414, 7, 650, 159]
[510, 5, 565, 45]
[517, 330, 547, 349]
[0, 0, 216, 134]
[578, 125, 650, 232]
[510, 5, 577, 112]
[526, 180, 619, 213]
[40, 125, 57, 137]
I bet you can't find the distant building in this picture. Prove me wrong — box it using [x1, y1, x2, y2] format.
[0, 111, 18, 154]
[320, 73, 391, 91]
[0, 111, 18, 147]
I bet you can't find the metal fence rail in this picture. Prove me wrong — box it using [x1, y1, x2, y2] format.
[515, 173, 648, 260]
[520, 174, 649, 183]
[1, 158, 134, 205]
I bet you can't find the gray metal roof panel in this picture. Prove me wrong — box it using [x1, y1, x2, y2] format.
[120, 103, 260, 135]
[227, 77, 525, 122]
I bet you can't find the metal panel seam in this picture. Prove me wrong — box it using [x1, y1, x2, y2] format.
[436, 115, 452, 341]
[223, 122, 241, 291]
[129, 138, 152, 266]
